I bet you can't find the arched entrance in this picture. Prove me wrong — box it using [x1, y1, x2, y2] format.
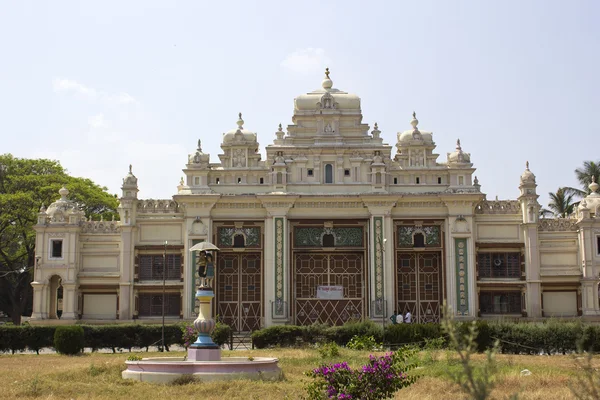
[48, 275, 63, 319]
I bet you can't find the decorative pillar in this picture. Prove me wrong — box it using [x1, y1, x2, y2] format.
[61, 282, 78, 319]
[188, 288, 220, 361]
[454, 238, 469, 316]
[259, 196, 297, 326]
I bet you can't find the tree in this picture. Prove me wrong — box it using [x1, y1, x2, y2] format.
[0, 154, 118, 324]
[574, 160, 600, 196]
[541, 187, 579, 218]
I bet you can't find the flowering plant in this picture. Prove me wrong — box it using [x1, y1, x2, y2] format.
[304, 347, 419, 400]
[180, 323, 198, 349]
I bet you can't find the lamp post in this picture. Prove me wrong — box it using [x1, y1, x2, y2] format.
[162, 240, 167, 352]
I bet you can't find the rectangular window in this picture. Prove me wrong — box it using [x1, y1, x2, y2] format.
[415, 177, 420, 184]
[139, 254, 181, 280]
[344, 169, 350, 176]
[394, 177, 398, 184]
[477, 253, 521, 278]
[479, 291, 521, 314]
[260, 177, 264, 184]
[307, 169, 314, 177]
[215, 177, 220, 184]
[437, 177, 442, 184]
[138, 293, 180, 317]
[50, 239, 63, 259]
[597, 235, 600, 255]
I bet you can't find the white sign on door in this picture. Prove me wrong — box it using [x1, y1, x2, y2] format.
[316, 286, 344, 299]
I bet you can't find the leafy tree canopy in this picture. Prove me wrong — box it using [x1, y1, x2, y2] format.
[0, 154, 119, 324]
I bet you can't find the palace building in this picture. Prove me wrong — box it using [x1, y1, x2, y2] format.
[31, 70, 600, 330]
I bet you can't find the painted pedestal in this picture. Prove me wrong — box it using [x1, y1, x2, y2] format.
[188, 288, 221, 362]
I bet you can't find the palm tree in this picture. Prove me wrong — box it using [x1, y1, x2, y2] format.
[541, 187, 579, 218]
[574, 161, 600, 196]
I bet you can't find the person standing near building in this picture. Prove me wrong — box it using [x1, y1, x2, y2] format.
[404, 311, 412, 324]
[390, 310, 398, 325]
[396, 312, 404, 324]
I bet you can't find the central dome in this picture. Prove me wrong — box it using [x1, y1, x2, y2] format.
[294, 68, 361, 112]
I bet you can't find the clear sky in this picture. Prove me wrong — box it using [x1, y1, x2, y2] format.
[1, 1, 598, 207]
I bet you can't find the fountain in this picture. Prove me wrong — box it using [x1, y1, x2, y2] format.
[122, 244, 281, 383]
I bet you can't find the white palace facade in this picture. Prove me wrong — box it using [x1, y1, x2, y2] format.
[31, 70, 600, 330]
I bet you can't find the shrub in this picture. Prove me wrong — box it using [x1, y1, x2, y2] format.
[54, 325, 84, 355]
[317, 342, 341, 358]
[251, 325, 303, 349]
[1, 326, 27, 354]
[324, 320, 383, 346]
[305, 347, 419, 399]
[24, 326, 56, 354]
[301, 322, 329, 344]
[127, 354, 143, 361]
[212, 322, 232, 346]
[384, 323, 443, 348]
[346, 335, 381, 351]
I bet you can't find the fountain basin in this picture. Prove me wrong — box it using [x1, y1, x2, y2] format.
[122, 357, 281, 384]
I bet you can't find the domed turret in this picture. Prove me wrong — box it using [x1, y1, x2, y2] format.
[520, 161, 536, 185]
[44, 187, 85, 224]
[447, 139, 472, 166]
[222, 113, 258, 144]
[294, 68, 361, 112]
[121, 164, 139, 199]
[397, 112, 434, 145]
[581, 175, 600, 216]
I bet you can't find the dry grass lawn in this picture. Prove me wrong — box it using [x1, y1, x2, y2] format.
[0, 348, 597, 399]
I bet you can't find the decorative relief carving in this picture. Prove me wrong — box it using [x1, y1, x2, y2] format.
[398, 226, 440, 247]
[400, 201, 445, 208]
[214, 203, 264, 209]
[475, 200, 521, 214]
[373, 217, 384, 304]
[137, 200, 179, 213]
[538, 218, 579, 232]
[262, 202, 294, 209]
[455, 238, 469, 316]
[217, 227, 261, 248]
[48, 232, 66, 237]
[81, 221, 120, 234]
[232, 149, 246, 167]
[274, 218, 285, 316]
[294, 227, 363, 247]
[295, 202, 364, 209]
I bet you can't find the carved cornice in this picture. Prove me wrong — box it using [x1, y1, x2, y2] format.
[538, 218, 579, 232]
[475, 200, 521, 215]
[136, 199, 180, 213]
[81, 221, 120, 234]
[295, 201, 365, 209]
[214, 203, 264, 209]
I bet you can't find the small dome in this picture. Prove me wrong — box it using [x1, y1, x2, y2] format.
[520, 161, 536, 184]
[222, 113, 258, 144]
[122, 165, 138, 188]
[294, 69, 361, 111]
[397, 112, 434, 145]
[447, 139, 471, 164]
[583, 175, 600, 215]
[45, 187, 84, 223]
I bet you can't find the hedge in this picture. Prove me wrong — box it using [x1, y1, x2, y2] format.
[54, 326, 84, 355]
[250, 320, 600, 354]
[0, 322, 231, 354]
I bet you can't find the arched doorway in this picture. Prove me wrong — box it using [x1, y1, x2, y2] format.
[48, 275, 63, 319]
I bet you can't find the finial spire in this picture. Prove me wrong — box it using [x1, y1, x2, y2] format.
[278, 123, 282, 131]
[237, 113, 244, 128]
[589, 175, 599, 193]
[410, 112, 419, 129]
[456, 139, 462, 150]
[325, 67, 330, 79]
[129, 164, 132, 173]
[374, 122, 378, 130]
[526, 161, 530, 170]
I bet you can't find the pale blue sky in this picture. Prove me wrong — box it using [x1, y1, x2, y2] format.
[1, 1, 598, 208]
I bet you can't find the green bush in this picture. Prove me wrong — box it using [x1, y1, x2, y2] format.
[317, 341, 341, 358]
[384, 323, 444, 348]
[346, 334, 381, 351]
[212, 322, 232, 346]
[54, 325, 84, 355]
[301, 322, 329, 344]
[0, 326, 28, 354]
[24, 326, 56, 354]
[251, 325, 303, 349]
[324, 320, 383, 346]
